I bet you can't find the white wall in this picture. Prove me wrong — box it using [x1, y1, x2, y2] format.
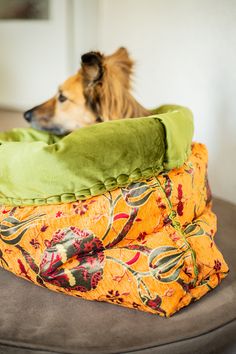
[71, 0, 99, 72]
[0, 0, 70, 110]
[0, 0, 99, 110]
[97, 0, 236, 204]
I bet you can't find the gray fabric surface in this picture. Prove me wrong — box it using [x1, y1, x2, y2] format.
[0, 198, 235, 354]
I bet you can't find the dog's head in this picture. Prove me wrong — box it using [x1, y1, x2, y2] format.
[24, 47, 134, 135]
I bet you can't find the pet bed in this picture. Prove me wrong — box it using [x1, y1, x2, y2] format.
[0, 105, 228, 317]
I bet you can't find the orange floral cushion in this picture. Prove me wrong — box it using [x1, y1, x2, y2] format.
[0, 143, 228, 317]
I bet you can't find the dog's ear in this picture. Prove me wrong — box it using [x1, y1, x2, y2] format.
[106, 47, 133, 89]
[81, 51, 104, 85]
[109, 47, 133, 76]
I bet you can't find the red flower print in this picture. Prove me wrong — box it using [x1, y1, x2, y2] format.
[70, 227, 90, 238]
[176, 184, 184, 216]
[156, 197, 166, 209]
[18, 259, 31, 281]
[164, 175, 172, 198]
[114, 213, 129, 221]
[56, 211, 63, 218]
[91, 271, 102, 288]
[93, 238, 104, 250]
[137, 232, 147, 242]
[143, 294, 166, 314]
[30, 238, 40, 249]
[146, 295, 162, 310]
[41, 224, 49, 232]
[80, 205, 88, 215]
[73, 203, 89, 215]
[159, 203, 166, 210]
[73, 285, 89, 292]
[40, 251, 62, 274]
[2, 209, 10, 214]
[165, 186, 171, 198]
[106, 290, 124, 304]
[177, 184, 183, 199]
[135, 218, 142, 222]
[214, 259, 222, 271]
[82, 240, 96, 253]
[52, 229, 66, 244]
[126, 252, 140, 265]
[177, 201, 184, 216]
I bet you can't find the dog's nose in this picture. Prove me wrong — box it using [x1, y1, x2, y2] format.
[23, 109, 33, 122]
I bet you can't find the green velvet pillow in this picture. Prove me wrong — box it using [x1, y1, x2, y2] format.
[0, 105, 193, 206]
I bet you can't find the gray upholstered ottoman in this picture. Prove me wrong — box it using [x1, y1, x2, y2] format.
[0, 198, 235, 354]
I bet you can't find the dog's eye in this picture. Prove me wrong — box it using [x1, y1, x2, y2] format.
[58, 93, 67, 103]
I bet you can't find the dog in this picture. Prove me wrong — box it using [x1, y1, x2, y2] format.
[24, 47, 150, 135]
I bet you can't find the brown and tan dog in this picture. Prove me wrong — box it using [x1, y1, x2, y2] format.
[24, 47, 150, 135]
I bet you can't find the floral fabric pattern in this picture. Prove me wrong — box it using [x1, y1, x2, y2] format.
[0, 143, 229, 317]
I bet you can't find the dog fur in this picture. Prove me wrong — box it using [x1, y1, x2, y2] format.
[24, 47, 150, 135]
